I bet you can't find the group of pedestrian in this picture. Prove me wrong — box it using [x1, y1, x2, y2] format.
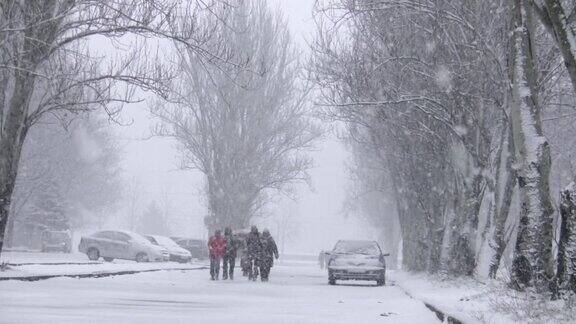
[208, 225, 279, 282]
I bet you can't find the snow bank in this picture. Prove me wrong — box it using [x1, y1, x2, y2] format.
[0, 252, 208, 281]
[0, 251, 92, 264]
[1, 261, 207, 280]
[391, 271, 576, 323]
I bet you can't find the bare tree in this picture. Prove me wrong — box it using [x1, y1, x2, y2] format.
[557, 182, 576, 295]
[311, 0, 510, 275]
[508, 0, 555, 293]
[0, 0, 230, 255]
[311, 0, 569, 289]
[531, 0, 576, 94]
[126, 176, 142, 231]
[152, 0, 318, 231]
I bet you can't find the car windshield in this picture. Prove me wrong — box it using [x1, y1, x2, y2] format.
[154, 236, 180, 249]
[333, 241, 380, 255]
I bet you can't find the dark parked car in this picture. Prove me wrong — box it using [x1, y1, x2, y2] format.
[41, 230, 72, 253]
[171, 237, 209, 260]
[327, 240, 389, 286]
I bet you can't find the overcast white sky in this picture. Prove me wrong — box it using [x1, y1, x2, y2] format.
[110, 0, 377, 254]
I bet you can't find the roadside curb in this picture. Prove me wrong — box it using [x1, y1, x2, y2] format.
[422, 302, 464, 324]
[0, 266, 208, 282]
[392, 280, 467, 324]
[5, 262, 102, 266]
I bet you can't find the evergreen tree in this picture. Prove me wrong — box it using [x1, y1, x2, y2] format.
[25, 179, 70, 232]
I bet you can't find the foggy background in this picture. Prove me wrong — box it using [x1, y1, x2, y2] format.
[109, 0, 379, 254]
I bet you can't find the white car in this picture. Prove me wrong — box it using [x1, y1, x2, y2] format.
[79, 230, 169, 262]
[145, 235, 192, 263]
[327, 240, 388, 286]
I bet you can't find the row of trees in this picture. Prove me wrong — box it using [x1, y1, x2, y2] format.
[0, 0, 244, 257]
[1, 0, 316, 256]
[311, 0, 576, 296]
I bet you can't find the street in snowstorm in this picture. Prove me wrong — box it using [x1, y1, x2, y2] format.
[2, 0, 576, 323]
[0, 255, 439, 324]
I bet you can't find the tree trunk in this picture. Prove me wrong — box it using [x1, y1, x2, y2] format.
[454, 174, 483, 276]
[4, 200, 17, 248]
[557, 182, 576, 295]
[509, 0, 555, 293]
[489, 124, 517, 279]
[532, 0, 576, 94]
[0, 71, 36, 257]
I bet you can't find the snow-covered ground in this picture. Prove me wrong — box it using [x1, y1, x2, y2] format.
[0, 261, 206, 279]
[1, 251, 95, 265]
[0, 252, 206, 279]
[392, 271, 576, 324]
[0, 255, 440, 324]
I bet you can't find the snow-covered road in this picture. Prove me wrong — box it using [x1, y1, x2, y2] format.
[0, 257, 440, 324]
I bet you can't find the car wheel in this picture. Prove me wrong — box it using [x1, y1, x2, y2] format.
[377, 275, 386, 286]
[103, 257, 114, 262]
[328, 271, 336, 285]
[135, 252, 148, 263]
[87, 248, 100, 261]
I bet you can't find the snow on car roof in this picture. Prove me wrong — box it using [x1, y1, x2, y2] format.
[148, 235, 181, 248]
[116, 230, 151, 243]
[336, 239, 378, 244]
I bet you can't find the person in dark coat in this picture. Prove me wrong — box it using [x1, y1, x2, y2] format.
[222, 227, 238, 280]
[208, 229, 226, 280]
[245, 225, 262, 281]
[238, 234, 250, 277]
[259, 229, 279, 282]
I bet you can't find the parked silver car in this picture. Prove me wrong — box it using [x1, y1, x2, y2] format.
[145, 235, 192, 263]
[79, 230, 169, 262]
[327, 240, 388, 286]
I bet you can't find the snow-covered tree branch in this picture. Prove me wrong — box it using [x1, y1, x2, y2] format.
[152, 0, 318, 231]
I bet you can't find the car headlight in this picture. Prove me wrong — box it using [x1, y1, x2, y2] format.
[329, 257, 342, 266]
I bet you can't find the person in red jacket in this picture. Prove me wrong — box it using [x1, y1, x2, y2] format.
[208, 229, 226, 280]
